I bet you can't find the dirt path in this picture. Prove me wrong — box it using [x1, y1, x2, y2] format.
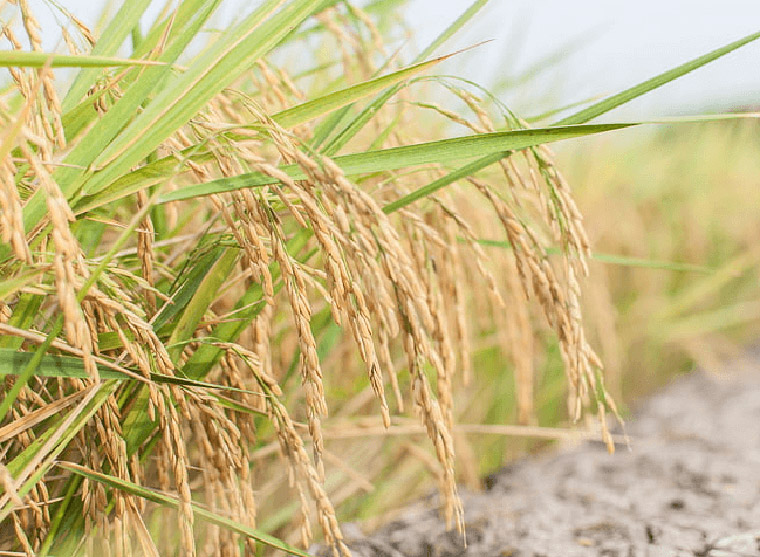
[318, 354, 760, 556]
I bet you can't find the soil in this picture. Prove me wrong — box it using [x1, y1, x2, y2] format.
[315, 353, 760, 557]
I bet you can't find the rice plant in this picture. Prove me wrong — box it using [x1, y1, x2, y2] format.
[0, 1, 757, 555]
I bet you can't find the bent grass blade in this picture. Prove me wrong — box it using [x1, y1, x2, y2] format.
[158, 123, 633, 203]
[58, 462, 314, 557]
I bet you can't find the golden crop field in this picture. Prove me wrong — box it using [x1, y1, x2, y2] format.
[1, 1, 758, 555]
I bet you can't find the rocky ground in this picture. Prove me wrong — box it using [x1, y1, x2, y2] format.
[317, 353, 760, 556]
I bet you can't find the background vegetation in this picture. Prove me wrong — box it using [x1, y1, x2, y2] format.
[0, 1, 758, 555]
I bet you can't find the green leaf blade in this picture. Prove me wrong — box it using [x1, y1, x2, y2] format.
[158, 123, 633, 203]
[272, 55, 446, 129]
[0, 51, 167, 68]
[61, 0, 154, 112]
[59, 462, 313, 556]
[557, 29, 760, 125]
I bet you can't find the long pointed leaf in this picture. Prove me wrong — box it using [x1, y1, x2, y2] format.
[0, 349, 265, 396]
[167, 247, 239, 362]
[382, 151, 507, 213]
[272, 54, 450, 129]
[0, 51, 167, 68]
[158, 123, 633, 203]
[0, 381, 118, 521]
[472, 239, 714, 273]
[61, 0, 154, 111]
[78, 0, 324, 199]
[557, 29, 760, 125]
[321, 0, 490, 155]
[58, 462, 313, 556]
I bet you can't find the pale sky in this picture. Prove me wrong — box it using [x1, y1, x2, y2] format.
[13, 1, 760, 120]
[404, 0, 760, 119]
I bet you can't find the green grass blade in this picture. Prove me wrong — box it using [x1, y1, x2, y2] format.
[0, 349, 264, 396]
[320, 0, 490, 156]
[61, 0, 154, 112]
[417, 0, 490, 61]
[167, 247, 239, 362]
[557, 29, 760, 125]
[472, 239, 714, 273]
[158, 123, 632, 203]
[382, 151, 508, 213]
[58, 462, 313, 556]
[0, 51, 166, 68]
[152, 245, 225, 330]
[354, 114, 755, 217]
[0, 271, 42, 302]
[19, 3, 223, 236]
[132, 0, 221, 60]
[0, 381, 118, 521]
[272, 55, 448, 129]
[0, 350, 120, 379]
[588, 252, 713, 273]
[526, 94, 605, 123]
[76, 0, 324, 200]
[83, 125, 580, 211]
[71, 150, 215, 215]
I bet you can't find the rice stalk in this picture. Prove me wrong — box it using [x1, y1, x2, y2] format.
[0, 1, 756, 555]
